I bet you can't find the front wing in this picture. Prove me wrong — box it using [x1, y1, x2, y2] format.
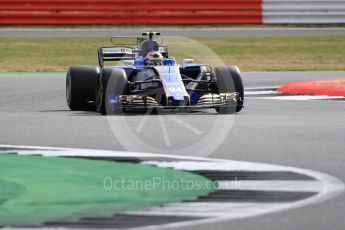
[107, 92, 239, 112]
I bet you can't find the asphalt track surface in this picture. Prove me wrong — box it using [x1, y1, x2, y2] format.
[1, 71, 345, 230]
[1, 27, 345, 37]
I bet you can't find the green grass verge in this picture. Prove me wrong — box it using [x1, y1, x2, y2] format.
[0, 153, 214, 226]
[0, 36, 344, 72]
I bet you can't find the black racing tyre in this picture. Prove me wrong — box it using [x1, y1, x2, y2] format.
[96, 67, 128, 115]
[96, 67, 112, 115]
[228, 66, 244, 112]
[214, 66, 244, 114]
[66, 66, 99, 111]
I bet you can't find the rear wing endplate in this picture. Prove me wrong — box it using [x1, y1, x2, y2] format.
[98, 47, 135, 67]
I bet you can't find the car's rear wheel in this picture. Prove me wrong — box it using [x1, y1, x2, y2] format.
[66, 66, 99, 111]
[96, 67, 128, 115]
[214, 66, 244, 114]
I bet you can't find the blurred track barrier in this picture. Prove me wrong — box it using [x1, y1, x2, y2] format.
[0, 0, 262, 25]
[1, 0, 344, 25]
[263, 0, 345, 24]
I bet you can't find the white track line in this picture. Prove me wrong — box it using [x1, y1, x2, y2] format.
[261, 95, 345, 101]
[126, 202, 288, 218]
[244, 86, 279, 90]
[217, 180, 322, 192]
[141, 160, 291, 171]
[244, 90, 277, 95]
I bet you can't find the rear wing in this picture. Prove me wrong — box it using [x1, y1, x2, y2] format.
[98, 47, 135, 67]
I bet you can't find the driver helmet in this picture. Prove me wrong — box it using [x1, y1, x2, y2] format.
[146, 51, 164, 65]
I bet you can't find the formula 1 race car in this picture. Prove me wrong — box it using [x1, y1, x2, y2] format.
[66, 32, 244, 115]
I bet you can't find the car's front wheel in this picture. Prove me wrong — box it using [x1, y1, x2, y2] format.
[96, 67, 128, 115]
[214, 66, 244, 114]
